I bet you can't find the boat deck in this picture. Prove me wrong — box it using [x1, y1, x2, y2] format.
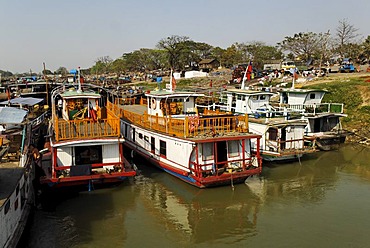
[122, 104, 147, 115]
[117, 103, 261, 140]
[0, 161, 24, 206]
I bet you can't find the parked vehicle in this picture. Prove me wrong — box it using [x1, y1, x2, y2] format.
[339, 58, 355, 73]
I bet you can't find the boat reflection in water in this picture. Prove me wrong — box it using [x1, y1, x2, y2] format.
[24, 144, 370, 247]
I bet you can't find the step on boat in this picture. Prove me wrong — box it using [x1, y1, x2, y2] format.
[108, 80, 262, 188]
[39, 72, 136, 189]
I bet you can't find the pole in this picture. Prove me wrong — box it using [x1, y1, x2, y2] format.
[169, 69, 173, 92]
[43, 62, 49, 106]
[77, 67, 82, 92]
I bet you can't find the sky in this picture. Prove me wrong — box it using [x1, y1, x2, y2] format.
[1, 0, 370, 73]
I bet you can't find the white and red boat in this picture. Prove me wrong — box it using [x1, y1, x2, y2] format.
[108, 82, 262, 188]
[39, 73, 136, 189]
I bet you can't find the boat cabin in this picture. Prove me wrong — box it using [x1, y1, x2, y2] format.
[146, 91, 204, 117]
[220, 89, 275, 114]
[58, 88, 101, 121]
[279, 89, 327, 105]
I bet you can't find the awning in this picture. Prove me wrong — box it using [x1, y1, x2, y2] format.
[0, 107, 28, 124]
[0, 97, 44, 106]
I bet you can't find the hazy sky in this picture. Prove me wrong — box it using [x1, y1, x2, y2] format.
[1, 0, 369, 73]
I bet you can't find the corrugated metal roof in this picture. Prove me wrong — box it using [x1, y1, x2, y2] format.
[0, 107, 27, 124]
[0, 97, 44, 106]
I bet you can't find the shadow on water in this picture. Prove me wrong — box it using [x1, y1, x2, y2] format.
[21, 179, 138, 248]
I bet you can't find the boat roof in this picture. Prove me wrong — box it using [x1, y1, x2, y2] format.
[0, 97, 44, 106]
[225, 88, 275, 96]
[0, 107, 27, 124]
[279, 88, 328, 94]
[60, 88, 101, 99]
[145, 90, 204, 98]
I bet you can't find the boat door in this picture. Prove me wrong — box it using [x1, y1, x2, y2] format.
[313, 118, 321, 132]
[216, 141, 227, 169]
[280, 127, 286, 150]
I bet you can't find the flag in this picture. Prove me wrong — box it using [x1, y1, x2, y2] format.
[246, 61, 253, 81]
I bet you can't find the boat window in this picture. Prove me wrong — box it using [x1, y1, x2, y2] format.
[267, 128, 278, 141]
[252, 95, 258, 100]
[260, 95, 266, 100]
[124, 124, 128, 138]
[309, 93, 315, 99]
[75, 145, 102, 165]
[202, 143, 214, 161]
[4, 200, 10, 215]
[144, 135, 149, 143]
[227, 140, 240, 157]
[139, 133, 143, 139]
[151, 137, 155, 152]
[160, 140, 167, 157]
[237, 95, 242, 100]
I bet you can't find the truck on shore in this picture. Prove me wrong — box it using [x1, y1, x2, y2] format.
[263, 60, 297, 72]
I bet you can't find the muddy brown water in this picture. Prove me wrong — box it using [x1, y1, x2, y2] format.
[22, 144, 370, 248]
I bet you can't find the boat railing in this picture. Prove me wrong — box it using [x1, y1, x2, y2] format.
[54, 108, 120, 141]
[108, 101, 250, 138]
[29, 110, 48, 128]
[189, 156, 260, 178]
[264, 136, 316, 154]
[286, 103, 344, 114]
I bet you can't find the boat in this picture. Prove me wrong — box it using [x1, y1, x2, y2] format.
[108, 81, 263, 188]
[216, 88, 317, 161]
[278, 88, 350, 151]
[39, 74, 136, 189]
[0, 105, 46, 247]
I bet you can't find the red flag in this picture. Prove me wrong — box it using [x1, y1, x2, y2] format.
[246, 61, 253, 81]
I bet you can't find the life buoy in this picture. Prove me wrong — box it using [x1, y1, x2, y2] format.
[188, 116, 200, 132]
[151, 98, 156, 110]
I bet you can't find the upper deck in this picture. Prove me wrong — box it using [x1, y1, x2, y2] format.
[107, 98, 257, 140]
[51, 85, 121, 142]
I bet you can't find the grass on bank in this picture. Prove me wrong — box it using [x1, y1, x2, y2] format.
[303, 76, 370, 130]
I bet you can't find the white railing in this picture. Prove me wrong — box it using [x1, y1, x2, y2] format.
[287, 103, 344, 114]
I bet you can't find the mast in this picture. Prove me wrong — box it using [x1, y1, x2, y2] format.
[169, 68, 173, 92]
[43, 62, 49, 106]
[77, 67, 82, 93]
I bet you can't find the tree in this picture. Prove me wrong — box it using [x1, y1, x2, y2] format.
[335, 18, 360, 58]
[244, 41, 283, 69]
[221, 43, 244, 68]
[278, 32, 326, 64]
[91, 56, 113, 75]
[55, 67, 69, 75]
[210, 47, 226, 67]
[156, 35, 191, 70]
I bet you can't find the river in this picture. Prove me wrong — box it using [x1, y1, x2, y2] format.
[21, 144, 370, 248]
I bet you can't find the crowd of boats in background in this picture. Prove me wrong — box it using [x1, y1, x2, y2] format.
[0, 69, 352, 247]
